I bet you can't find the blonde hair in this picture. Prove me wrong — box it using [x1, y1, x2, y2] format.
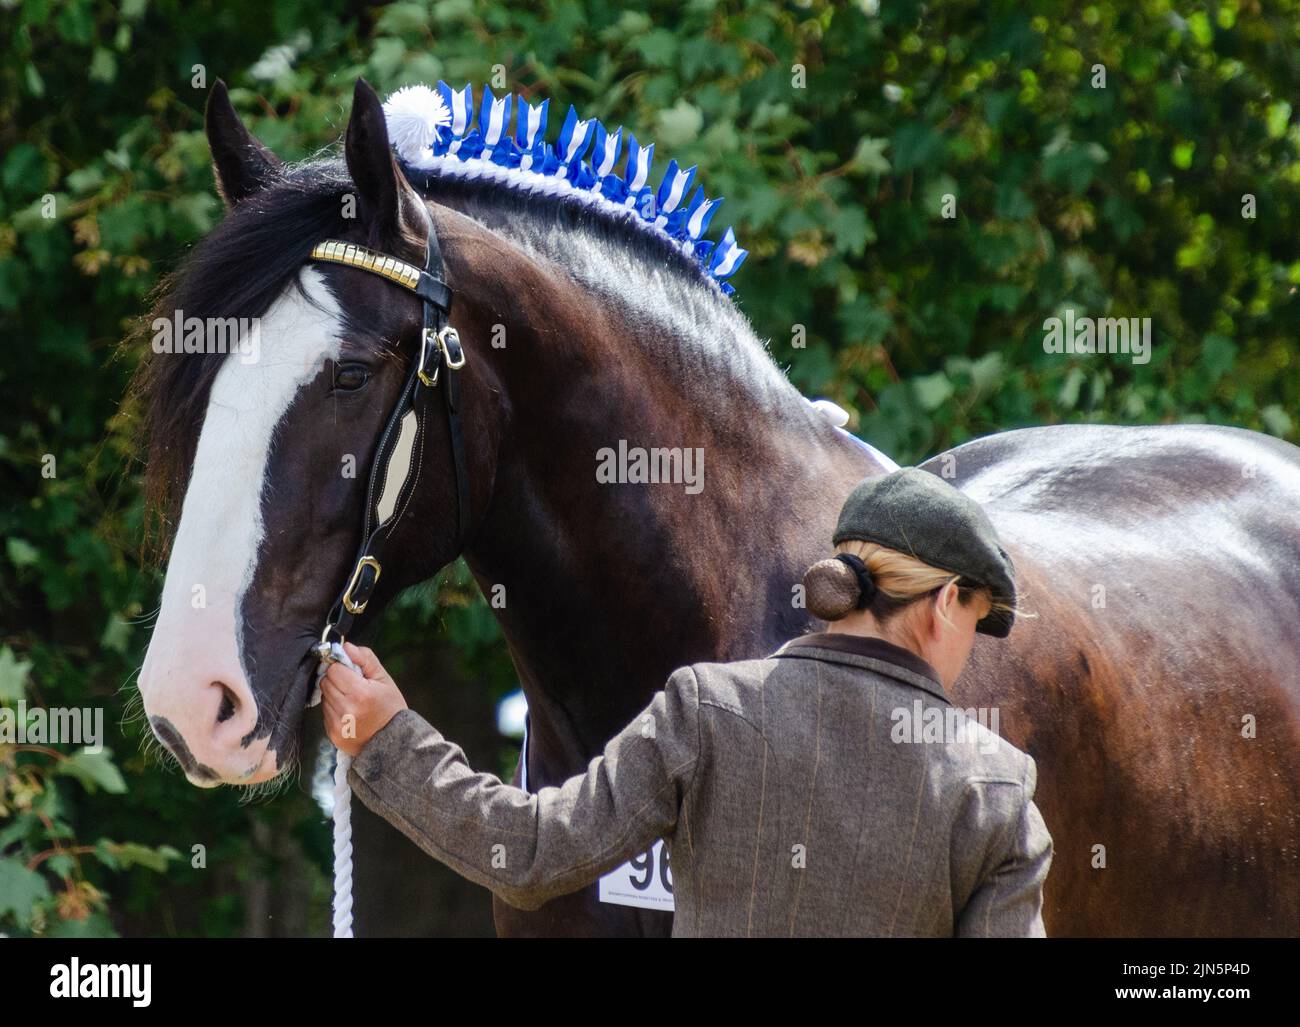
[803, 540, 1016, 627]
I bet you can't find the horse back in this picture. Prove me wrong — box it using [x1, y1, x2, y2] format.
[925, 423, 1300, 935]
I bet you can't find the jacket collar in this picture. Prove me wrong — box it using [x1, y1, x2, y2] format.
[771, 632, 951, 705]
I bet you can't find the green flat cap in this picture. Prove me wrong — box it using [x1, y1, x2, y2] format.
[832, 468, 1017, 637]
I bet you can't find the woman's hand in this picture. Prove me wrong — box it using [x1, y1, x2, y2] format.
[320, 642, 408, 757]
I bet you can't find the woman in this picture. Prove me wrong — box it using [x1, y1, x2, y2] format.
[321, 467, 1053, 936]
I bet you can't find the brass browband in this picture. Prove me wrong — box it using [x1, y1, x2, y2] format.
[309, 240, 424, 293]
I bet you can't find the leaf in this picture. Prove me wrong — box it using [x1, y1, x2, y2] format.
[24, 64, 44, 98]
[47, 912, 118, 938]
[1261, 405, 1293, 439]
[609, 11, 652, 39]
[890, 122, 943, 174]
[100, 615, 131, 656]
[1199, 334, 1236, 382]
[1058, 367, 1086, 409]
[375, 2, 435, 35]
[1102, 195, 1144, 243]
[0, 857, 50, 927]
[55, 749, 127, 795]
[65, 167, 104, 195]
[838, 296, 893, 345]
[0, 813, 36, 851]
[1185, 11, 1213, 47]
[54, 2, 94, 44]
[93, 839, 120, 871]
[922, 174, 959, 220]
[995, 181, 1035, 220]
[914, 372, 954, 411]
[789, 343, 838, 392]
[0, 646, 33, 703]
[850, 137, 891, 176]
[654, 100, 702, 148]
[633, 28, 678, 67]
[1266, 102, 1292, 141]
[829, 206, 876, 256]
[1042, 130, 1109, 192]
[6, 538, 39, 569]
[969, 352, 1005, 393]
[168, 193, 218, 236]
[2, 143, 45, 194]
[100, 842, 179, 873]
[89, 48, 117, 84]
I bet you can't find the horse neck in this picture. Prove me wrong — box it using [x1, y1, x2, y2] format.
[441, 199, 882, 752]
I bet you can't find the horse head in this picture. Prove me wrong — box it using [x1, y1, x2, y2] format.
[136, 80, 489, 786]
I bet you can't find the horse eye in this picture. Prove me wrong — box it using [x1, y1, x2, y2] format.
[333, 363, 372, 393]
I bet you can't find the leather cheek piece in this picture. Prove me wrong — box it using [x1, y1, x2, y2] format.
[375, 409, 418, 528]
[310, 227, 467, 650]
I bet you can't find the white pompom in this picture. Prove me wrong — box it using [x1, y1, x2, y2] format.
[809, 398, 850, 428]
[383, 84, 451, 162]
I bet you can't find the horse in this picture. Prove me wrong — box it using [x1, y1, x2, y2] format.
[133, 78, 1300, 937]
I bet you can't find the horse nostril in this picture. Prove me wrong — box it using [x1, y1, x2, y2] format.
[149, 715, 217, 781]
[215, 682, 239, 724]
[151, 716, 186, 764]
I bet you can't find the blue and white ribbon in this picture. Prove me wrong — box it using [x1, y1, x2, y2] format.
[477, 89, 513, 162]
[381, 82, 749, 294]
[591, 122, 623, 185]
[515, 98, 549, 171]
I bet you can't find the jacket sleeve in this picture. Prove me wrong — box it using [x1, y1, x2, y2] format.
[347, 666, 701, 911]
[955, 757, 1054, 938]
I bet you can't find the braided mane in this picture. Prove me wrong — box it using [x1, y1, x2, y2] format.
[383, 83, 748, 298]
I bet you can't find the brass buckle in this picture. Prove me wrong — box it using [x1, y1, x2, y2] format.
[341, 556, 382, 615]
[439, 326, 466, 370]
[417, 328, 439, 387]
[417, 327, 463, 386]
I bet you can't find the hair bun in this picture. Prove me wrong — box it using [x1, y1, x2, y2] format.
[803, 557, 864, 621]
[835, 552, 877, 606]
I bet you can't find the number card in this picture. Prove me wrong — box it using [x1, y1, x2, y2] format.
[598, 839, 674, 911]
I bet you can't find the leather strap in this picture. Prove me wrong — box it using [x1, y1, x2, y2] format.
[308, 219, 470, 647]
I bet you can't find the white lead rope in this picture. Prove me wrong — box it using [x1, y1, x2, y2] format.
[331, 748, 355, 938]
[313, 640, 357, 938]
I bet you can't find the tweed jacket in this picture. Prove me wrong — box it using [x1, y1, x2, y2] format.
[348, 632, 1053, 937]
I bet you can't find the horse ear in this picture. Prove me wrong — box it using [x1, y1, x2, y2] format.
[345, 78, 427, 257]
[205, 80, 283, 208]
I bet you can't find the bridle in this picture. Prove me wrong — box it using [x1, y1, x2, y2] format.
[303, 216, 470, 939]
[306, 215, 470, 659]
[303, 216, 470, 940]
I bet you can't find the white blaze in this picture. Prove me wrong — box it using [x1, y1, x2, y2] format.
[139, 270, 344, 782]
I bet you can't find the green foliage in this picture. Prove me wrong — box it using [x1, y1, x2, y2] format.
[0, 742, 178, 935]
[1, 0, 1297, 934]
